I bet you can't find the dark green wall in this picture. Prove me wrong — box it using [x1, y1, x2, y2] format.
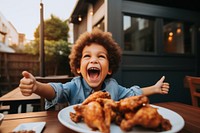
[108, 0, 200, 104]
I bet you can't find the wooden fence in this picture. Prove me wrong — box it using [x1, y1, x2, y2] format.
[0, 52, 70, 96]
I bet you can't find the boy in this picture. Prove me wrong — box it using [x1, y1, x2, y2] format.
[19, 28, 169, 110]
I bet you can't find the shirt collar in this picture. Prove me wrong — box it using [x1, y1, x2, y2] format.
[81, 77, 106, 93]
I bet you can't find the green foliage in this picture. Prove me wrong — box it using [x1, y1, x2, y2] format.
[34, 14, 69, 41]
[23, 39, 39, 55]
[20, 14, 72, 75]
[22, 14, 71, 57]
[44, 40, 71, 61]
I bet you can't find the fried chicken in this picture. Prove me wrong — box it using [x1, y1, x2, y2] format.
[96, 98, 119, 126]
[71, 101, 110, 133]
[70, 91, 172, 132]
[82, 91, 111, 105]
[118, 95, 149, 112]
[120, 105, 172, 131]
[70, 105, 83, 123]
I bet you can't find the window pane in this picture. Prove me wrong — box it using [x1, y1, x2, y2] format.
[163, 21, 192, 54]
[123, 15, 155, 53]
[93, 18, 105, 31]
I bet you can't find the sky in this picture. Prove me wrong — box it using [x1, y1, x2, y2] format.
[0, 0, 77, 40]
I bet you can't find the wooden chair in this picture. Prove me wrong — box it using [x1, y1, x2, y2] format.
[185, 76, 200, 107]
[34, 75, 73, 111]
[0, 104, 10, 113]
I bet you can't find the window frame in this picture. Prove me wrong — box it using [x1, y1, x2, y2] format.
[121, 1, 200, 56]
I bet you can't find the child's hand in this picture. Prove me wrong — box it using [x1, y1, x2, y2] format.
[154, 76, 170, 94]
[19, 71, 37, 96]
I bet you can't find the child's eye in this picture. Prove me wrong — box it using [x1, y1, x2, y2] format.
[83, 54, 90, 58]
[99, 55, 106, 58]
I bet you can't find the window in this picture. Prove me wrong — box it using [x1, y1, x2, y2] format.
[123, 14, 194, 55]
[163, 20, 193, 54]
[93, 18, 105, 31]
[123, 15, 155, 53]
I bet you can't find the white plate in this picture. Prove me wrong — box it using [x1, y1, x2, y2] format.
[58, 104, 184, 133]
[13, 122, 46, 133]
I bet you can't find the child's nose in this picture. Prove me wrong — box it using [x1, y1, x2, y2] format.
[90, 57, 98, 63]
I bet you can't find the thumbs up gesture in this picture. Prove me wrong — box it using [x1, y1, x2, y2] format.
[154, 76, 170, 94]
[19, 71, 37, 96]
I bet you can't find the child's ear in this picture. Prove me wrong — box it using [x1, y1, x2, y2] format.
[108, 69, 112, 75]
[77, 68, 81, 74]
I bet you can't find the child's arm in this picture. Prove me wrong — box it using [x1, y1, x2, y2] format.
[141, 76, 170, 96]
[19, 71, 55, 100]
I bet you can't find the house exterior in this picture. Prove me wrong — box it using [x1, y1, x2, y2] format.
[0, 11, 18, 53]
[69, 0, 200, 104]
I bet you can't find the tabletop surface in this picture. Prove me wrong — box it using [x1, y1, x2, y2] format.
[0, 111, 76, 133]
[0, 87, 41, 113]
[0, 87, 40, 102]
[0, 102, 199, 133]
[155, 102, 200, 133]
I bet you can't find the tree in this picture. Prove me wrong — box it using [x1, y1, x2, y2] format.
[23, 14, 72, 75]
[44, 39, 71, 75]
[23, 39, 39, 55]
[34, 14, 69, 41]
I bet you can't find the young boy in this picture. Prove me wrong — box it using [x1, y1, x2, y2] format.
[19, 28, 169, 110]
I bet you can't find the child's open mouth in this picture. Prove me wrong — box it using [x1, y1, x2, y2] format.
[88, 67, 100, 81]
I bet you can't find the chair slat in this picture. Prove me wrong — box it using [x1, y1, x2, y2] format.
[185, 76, 200, 107]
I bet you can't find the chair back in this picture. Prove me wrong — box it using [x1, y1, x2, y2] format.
[35, 75, 73, 83]
[185, 76, 200, 107]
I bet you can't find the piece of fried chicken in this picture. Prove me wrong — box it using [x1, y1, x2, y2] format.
[70, 105, 83, 123]
[118, 95, 149, 112]
[82, 91, 111, 105]
[70, 91, 112, 133]
[71, 101, 110, 133]
[120, 105, 172, 131]
[96, 98, 119, 127]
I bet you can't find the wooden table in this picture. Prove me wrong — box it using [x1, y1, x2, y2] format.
[35, 75, 73, 83]
[0, 87, 41, 114]
[155, 102, 200, 133]
[0, 111, 76, 133]
[0, 102, 199, 133]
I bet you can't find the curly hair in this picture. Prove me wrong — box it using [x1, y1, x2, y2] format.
[69, 28, 122, 77]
